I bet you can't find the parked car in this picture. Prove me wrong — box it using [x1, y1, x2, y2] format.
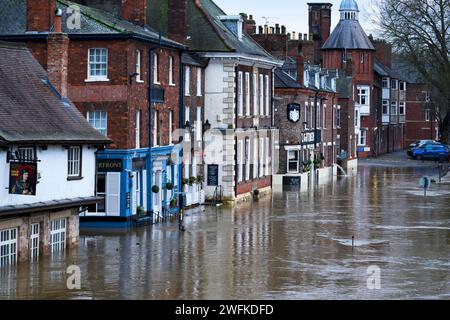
[407, 140, 441, 156]
[410, 144, 449, 161]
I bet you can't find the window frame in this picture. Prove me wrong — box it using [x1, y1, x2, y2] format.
[0, 228, 18, 267]
[87, 111, 107, 136]
[245, 72, 250, 116]
[153, 52, 160, 84]
[358, 129, 367, 146]
[67, 146, 82, 180]
[184, 66, 190, 96]
[87, 48, 109, 82]
[357, 86, 370, 106]
[196, 67, 202, 96]
[287, 149, 299, 173]
[169, 56, 175, 86]
[135, 49, 144, 83]
[237, 71, 243, 116]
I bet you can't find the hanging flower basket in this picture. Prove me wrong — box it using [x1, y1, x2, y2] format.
[152, 185, 160, 193]
[182, 178, 189, 186]
[196, 175, 204, 183]
[165, 182, 174, 190]
[188, 176, 197, 185]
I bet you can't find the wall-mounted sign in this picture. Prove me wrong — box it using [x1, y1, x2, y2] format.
[301, 129, 321, 145]
[287, 103, 301, 123]
[9, 162, 37, 196]
[132, 158, 146, 171]
[207, 164, 219, 186]
[97, 159, 123, 172]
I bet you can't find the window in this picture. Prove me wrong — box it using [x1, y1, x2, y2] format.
[399, 81, 406, 91]
[135, 111, 140, 149]
[357, 86, 370, 106]
[245, 72, 250, 116]
[88, 48, 108, 81]
[237, 71, 243, 116]
[94, 173, 106, 213]
[253, 138, 258, 178]
[259, 75, 264, 116]
[265, 75, 270, 116]
[196, 67, 202, 96]
[335, 107, 341, 127]
[68, 146, 81, 178]
[18, 147, 34, 161]
[135, 50, 143, 82]
[0, 228, 17, 267]
[287, 150, 299, 173]
[399, 102, 405, 115]
[153, 110, 158, 146]
[50, 219, 66, 253]
[358, 129, 366, 146]
[382, 100, 389, 114]
[196, 107, 202, 141]
[153, 53, 159, 84]
[382, 77, 389, 89]
[264, 137, 269, 176]
[253, 74, 258, 115]
[259, 137, 264, 177]
[360, 52, 364, 64]
[391, 79, 398, 90]
[185, 106, 190, 125]
[30, 223, 39, 260]
[391, 101, 398, 115]
[169, 110, 173, 144]
[87, 111, 107, 135]
[425, 109, 431, 122]
[245, 138, 250, 181]
[323, 104, 326, 128]
[237, 140, 243, 183]
[169, 56, 175, 86]
[184, 66, 190, 96]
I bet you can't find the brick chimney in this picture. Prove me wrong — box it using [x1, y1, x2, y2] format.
[47, 9, 69, 97]
[297, 44, 305, 86]
[168, 0, 187, 44]
[121, 0, 147, 27]
[244, 14, 256, 35]
[27, 0, 56, 32]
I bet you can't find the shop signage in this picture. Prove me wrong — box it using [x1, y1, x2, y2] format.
[301, 129, 321, 145]
[97, 159, 123, 172]
[207, 164, 219, 186]
[9, 162, 37, 196]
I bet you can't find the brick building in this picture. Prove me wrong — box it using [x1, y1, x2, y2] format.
[0, 0, 186, 226]
[393, 61, 439, 145]
[322, 0, 406, 158]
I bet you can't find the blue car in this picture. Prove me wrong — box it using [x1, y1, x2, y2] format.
[410, 144, 449, 161]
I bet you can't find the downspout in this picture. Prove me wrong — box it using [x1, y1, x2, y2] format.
[179, 50, 184, 195]
[147, 46, 154, 215]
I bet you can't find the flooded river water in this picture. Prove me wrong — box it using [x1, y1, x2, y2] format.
[1, 163, 449, 299]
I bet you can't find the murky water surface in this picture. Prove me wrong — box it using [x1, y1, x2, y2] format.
[1, 165, 449, 299]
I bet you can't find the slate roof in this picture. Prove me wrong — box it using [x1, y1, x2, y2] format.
[0, 41, 110, 146]
[374, 60, 407, 81]
[181, 52, 208, 67]
[322, 19, 375, 51]
[274, 69, 304, 89]
[392, 58, 426, 84]
[0, 0, 184, 49]
[186, 0, 275, 61]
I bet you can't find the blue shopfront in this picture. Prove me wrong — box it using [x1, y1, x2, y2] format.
[80, 145, 182, 228]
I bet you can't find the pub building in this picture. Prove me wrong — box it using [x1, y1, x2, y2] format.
[0, 42, 110, 266]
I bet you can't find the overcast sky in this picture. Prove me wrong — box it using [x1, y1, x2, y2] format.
[214, 0, 382, 37]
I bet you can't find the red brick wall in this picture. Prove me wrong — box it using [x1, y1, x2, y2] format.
[236, 176, 271, 195]
[27, 0, 55, 32]
[121, 0, 147, 27]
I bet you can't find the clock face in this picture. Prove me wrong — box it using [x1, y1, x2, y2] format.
[289, 109, 300, 123]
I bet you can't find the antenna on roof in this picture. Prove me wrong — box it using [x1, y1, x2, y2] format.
[262, 16, 279, 25]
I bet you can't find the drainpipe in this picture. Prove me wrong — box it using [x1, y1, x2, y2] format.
[178, 50, 184, 196]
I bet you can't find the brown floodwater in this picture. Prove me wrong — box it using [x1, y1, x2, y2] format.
[1, 164, 449, 299]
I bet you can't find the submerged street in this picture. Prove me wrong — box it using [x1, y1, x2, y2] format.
[1, 153, 449, 300]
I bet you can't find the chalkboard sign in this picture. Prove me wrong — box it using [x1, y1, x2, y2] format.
[207, 165, 219, 186]
[283, 176, 301, 189]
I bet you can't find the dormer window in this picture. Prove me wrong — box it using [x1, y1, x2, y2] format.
[218, 15, 244, 41]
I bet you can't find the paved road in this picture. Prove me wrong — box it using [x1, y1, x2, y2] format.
[359, 150, 449, 168]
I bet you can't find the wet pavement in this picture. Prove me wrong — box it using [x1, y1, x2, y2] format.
[1, 152, 450, 299]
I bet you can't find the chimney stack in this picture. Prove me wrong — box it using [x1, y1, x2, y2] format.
[245, 14, 256, 34]
[275, 24, 280, 34]
[121, 0, 147, 27]
[258, 25, 263, 34]
[281, 25, 286, 34]
[297, 43, 305, 85]
[27, 0, 56, 32]
[168, 0, 187, 44]
[47, 9, 69, 97]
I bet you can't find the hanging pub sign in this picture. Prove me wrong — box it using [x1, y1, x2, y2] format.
[287, 103, 301, 123]
[97, 159, 123, 172]
[9, 162, 37, 196]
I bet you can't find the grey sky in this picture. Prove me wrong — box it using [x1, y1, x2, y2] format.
[214, 0, 381, 37]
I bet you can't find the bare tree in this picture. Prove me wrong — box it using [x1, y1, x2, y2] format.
[379, 0, 450, 142]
